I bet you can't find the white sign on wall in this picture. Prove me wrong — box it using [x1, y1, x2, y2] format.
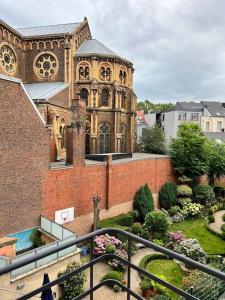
[55, 207, 74, 224]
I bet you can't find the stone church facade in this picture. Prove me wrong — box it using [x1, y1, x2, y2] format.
[0, 17, 136, 159]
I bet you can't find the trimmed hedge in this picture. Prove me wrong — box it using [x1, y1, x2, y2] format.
[177, 185, 192, 197]
[159, 182, 177, 209]
[101, 271, 124, 287]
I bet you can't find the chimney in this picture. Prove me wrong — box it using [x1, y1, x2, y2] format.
[66, 97, 86, 166]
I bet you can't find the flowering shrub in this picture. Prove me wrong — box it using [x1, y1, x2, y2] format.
[108, 248, 128, 272]
[177, 197, 192, 207]
[93, 234, 122, 255]
[168, 205, 181, 216]
[171, 212, 185, 223]
[177, 185, 192, 197]
[182, 203, 202, 219]
[166, 231, 186, 249]
[174, 238, 208, 264]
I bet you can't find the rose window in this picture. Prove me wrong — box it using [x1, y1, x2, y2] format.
[0, 44, 17, 74]
[34, 52, 58, 78]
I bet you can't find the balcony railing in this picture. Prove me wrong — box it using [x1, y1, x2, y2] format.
[1, 228, 225, 300]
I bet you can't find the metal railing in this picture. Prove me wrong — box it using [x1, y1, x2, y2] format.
[1, 228, 225, 300]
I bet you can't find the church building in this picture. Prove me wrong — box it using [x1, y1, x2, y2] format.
[0, 17, 137, 160]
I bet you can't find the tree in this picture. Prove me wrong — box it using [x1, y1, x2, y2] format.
[141, 125, 166, 154]
[134, 185, 154, 223]
[170, 123, 209, 181]
[137, 100, 174, 113]
[206, 139, 225, 185]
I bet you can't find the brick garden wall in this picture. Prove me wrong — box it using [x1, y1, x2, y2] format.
[43, 156, 174, 235]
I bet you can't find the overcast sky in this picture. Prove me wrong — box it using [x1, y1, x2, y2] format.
[1, 0, 225, 102]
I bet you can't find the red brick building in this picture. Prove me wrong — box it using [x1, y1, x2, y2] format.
[0, 18, 175, 237]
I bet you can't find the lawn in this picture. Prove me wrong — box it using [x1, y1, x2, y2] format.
[170, 219, 225, 255]
[146, 259, 185, 300]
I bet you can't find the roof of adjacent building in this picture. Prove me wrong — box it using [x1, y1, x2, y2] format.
[174, 102, 204, 112]
[201, 101, 225, 117]
[204, 132, 225, 142]
[16, 22, 82, 37]
[75, 39, 131, 63]
[24, 82, 69, 100]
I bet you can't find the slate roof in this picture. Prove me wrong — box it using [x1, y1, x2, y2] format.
[16, 22, 81, 37]
[201, 101, 225, 117]
[24, 82, 69, 100]
[174, 102, 204, 112]
[204, 132, 225, 142]
[75, 39, 130, 63]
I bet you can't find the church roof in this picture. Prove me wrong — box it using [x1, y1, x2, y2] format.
[24, 82, 69, 100]
[76, 39, 131, 63]
[16, 22, 82, 37]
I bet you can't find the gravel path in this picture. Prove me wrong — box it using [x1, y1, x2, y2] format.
[209, 210, 225, 234]
[83, 247, 155, 300]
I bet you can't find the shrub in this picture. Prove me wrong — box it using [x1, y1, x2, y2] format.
[116, 214, 133, 227]
[166, 231, 185, 249]
[177, 197, 192, 207]
[131, 210, 139, 221]
[221, 224, 225, 232]
[209, 203, 220, 215]
[58, 262, 86, 300]
[101, 271, 124, 287]
[93, 234, 122, 256]
[139, 278, 152, 292]
[177, 185, 192, 197]
[144, 183, 154, 210]
[182, 203, 202, 219]
[171, 212, 185, 223]
[144, 211, 169, 237]
[174, 238, 208, 264]
[152, 295, 170, 300]
[168, 205, 181, 216]
[106, 244, 116, 253]
[223, 214, 225, 222]
[30, 229, 44, 248]
[158, 182, 177, 209]
[130, 223, 143, 235]
[134, 185, 154, 223]
[208, 215, 215, 223]
[108, 248, 128, 272]
[193, 184, 215, 207]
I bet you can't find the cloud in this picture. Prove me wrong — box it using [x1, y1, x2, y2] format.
[1, 0, 225, 102]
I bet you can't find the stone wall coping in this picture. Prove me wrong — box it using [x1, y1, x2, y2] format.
[0, 237, 17, 248]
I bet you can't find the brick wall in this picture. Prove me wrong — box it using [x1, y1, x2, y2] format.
[43, 156, 174, 235]
[0, 77, 50, 236]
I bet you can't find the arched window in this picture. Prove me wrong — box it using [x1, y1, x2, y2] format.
[121, 91, 126, 109]
[119, 70, 127, 85]
[78, 65, 90, 80]
[100, 66, 111, 81]
[59, 119, 66, 150]
[101, 89, 109, 106]
[121, 124, 126, 153]
[99, 123, 111, 153]
[80, 88, 88, 101]
[85, 120, 90, 154]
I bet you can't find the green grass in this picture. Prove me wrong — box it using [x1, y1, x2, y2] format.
[99, 213, 133, 230]
[170, 219, 225, 255]
[146, 259, 185, 300]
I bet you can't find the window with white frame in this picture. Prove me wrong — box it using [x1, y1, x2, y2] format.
[206, 122, 210, 131]
[217, 121, 222, 131]
[191, 113, 199, 121]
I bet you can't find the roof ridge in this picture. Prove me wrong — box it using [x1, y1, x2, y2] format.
[16, 21, 81, 30]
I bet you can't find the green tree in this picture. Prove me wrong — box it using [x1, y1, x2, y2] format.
[206, 140, 225, 185]
[141, 125, 166, 154]
[170, 123, 209, 181]
[134, 185, 154, 223]
[137, 100, 174, 113]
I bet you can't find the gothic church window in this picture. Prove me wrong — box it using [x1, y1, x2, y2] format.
[34, 51, 59, 78]
[121, 124, 126, 153]
[119, 70, 127, 85]
[100, 67, 111, 81]
[80, 88, 89, 101]
[0, 43, 17, 74]
[121, 91, 126, 109]
[101, 89, 109, 106]
[99, 123, 111, 153]
[78, 66, 90, 80]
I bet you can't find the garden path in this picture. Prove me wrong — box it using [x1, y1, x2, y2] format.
[83, 247, 155, 300]
[209, 210, 225, 234]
